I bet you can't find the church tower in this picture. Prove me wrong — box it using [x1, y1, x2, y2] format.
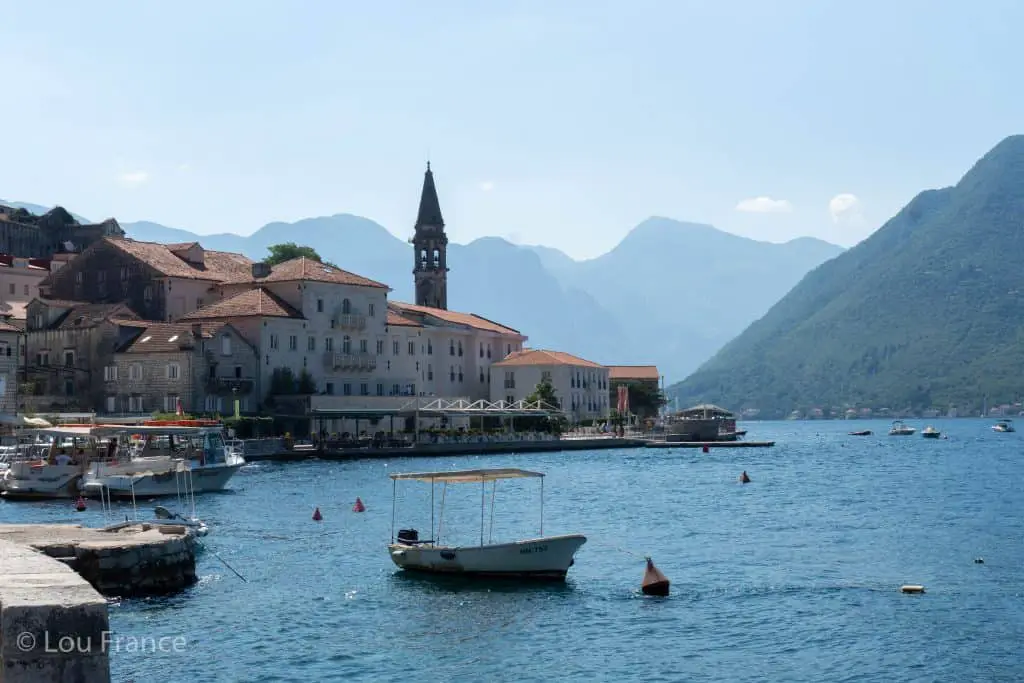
[412, 162, 449, 309]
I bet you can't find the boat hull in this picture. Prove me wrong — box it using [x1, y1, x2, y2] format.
[81, 463, 244, 499]
[1, 464, 83, 500]
[388, 534, 586, 579]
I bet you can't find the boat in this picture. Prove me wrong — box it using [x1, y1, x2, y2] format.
[922, 426, 941, 439]
[666, 404, 738, 442]
[888, 420, 916, 436]
[0, 426, 104, 499]
[152, 505, 209, 537]
[849, 430, 872, 436]
[387, 467, 586, 580]
[992, 419, 1015, 433]
[80, 424, 245, 499]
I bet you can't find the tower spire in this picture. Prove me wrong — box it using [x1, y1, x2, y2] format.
[416, 162, 444, 229]
[412, 162, 449, 310]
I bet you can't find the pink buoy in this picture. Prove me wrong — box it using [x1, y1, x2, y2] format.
[312, 506, 323, 521]
[353, 497, 366, 513]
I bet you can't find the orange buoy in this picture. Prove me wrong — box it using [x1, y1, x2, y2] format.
[74, 496, 87, 512]
[312, 506, 323, 521]
[740, 471, 751, 484]
[353, 497, 366, 513]
[641, 557, 670, 596]
[702, 445, 709, 453]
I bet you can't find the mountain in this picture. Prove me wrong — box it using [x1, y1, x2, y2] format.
[669, 135, 1024, 417]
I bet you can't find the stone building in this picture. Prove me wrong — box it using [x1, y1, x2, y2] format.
[490, 349, 610, 422]
[0, 205, 123, 258]
[0, 255, 51, 320]
[107, 320, 258, 415]
[21, 299, 143, 413]
[607, 365, 662, 418]
[0, 319, 23, 413]
[40, 238, 253, 322]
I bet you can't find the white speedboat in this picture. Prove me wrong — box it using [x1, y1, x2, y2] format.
[81, 424, 245, 499]
[888, 420, 916, 436]
[922, 425, 941, 439]
[1, 427, 99, 500]
[992, 419, 1015, 433]
[387, 467, 586, 580]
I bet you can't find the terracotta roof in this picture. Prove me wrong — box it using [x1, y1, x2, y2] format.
[389, 301, 522, 336]
[492, 349, 603, 369]
[105, 237, 253, 282]
[54, 303, 140, 330]
[386, 310, 422, 327]
[167, 242, 200, 251]
[224, 257, 388, 289]
[608, 365, 660, 381]
[116, 321, 226, 354]
[180, 287, 303, 321]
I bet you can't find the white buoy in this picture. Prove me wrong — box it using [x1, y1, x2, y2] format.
[900, 584, 925, 594]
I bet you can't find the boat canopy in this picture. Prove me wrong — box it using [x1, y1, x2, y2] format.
[389, 467, 545, 483]
[91, 425, 220, 437]
[24, 426, 97, 437]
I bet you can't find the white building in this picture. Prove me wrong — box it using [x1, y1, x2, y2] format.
[490, 349, 610, 422]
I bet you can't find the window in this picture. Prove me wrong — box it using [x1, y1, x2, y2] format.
[343, 383, 352, 396]
[504, 371, 515, 389]
[507, 344, 512, 357]
[360, 339, 368, 353]
[368, 303, 375, 317]
[270, 334, 279, 350]
[393, 340, 400, 355]
[204, 396, 218, 412]
[129, 396, 143, 412]
[325, 337, 333, 352]
[105, 396, 117, 413]
[234, 365, 242, 378]
[487, 344, 492, 359]
[65, 379, 75, 396]
[317, 298, 324, 313]
[479, 343, 484, 358]
[458, 368, 463, 383]
[376, 383, 384, 396]
[427, 364, 433, 381]
[449, 340, 455, 356]
[166, 363, 180, 380]
[360, 383, 369, 396]
[289, 335, 298, 351]
[376, 339, 384, 355]
[343, 336, 352, 354]
[480, 370, 485, 383]
[63, 351, 75, 367]
[209, 365, 216, 379]
[541, 371, 552, 383]
[308, 336, 316, 351]
[143, 285, 153, 302]
[221, 335, 232, 355]
[427, 339, 433, 355]
[75, 272, 83, 284]
[38, 351, 50, 366]
[391, 383, 400, 396]
[342, 299, 351, 315]
[506, 395, 514, 404]
[408, 341, 415, 355]
[163, 395, 179, 412]
[449, 366, 455, 382]
[458, 341, 463, 357]
[121, 266, 130, 281]
[103, 366, 118, 381]
[197, 298, 204, 308]
[325, 382, 334, 395]
[22, 284, 28, 295]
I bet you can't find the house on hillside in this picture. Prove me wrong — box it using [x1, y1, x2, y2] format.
[39, 237, 253, 322]
[490, 349, 609, 422]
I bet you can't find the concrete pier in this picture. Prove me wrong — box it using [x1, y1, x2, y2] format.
[0, 524, 198, 598]
[0, 539, 111, 682]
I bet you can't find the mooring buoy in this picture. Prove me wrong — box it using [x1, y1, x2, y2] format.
[900, 584, 925, 594]
[641, 557, 670, 596]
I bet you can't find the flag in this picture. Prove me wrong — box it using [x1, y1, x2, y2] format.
[622, 386, 630, 415]
[175, 397, 184, 416]
[617, 385, 628, 414]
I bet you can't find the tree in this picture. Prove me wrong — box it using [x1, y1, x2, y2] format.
[524, 379, 567, 434]
[265, 243, 338, 268]
[525, 379, 560, 409]
[269, 367, 297, 395]
[625, 382, 667, 418]
[296, 368, 317, 394]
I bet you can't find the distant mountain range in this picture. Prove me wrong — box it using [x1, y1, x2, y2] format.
[1, 201, 842, 382]
[669, 134, 1024, 417]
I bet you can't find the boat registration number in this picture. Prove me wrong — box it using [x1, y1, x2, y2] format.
[519, 544, 548, 554]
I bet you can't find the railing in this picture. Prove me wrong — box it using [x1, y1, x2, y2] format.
[333, 313, 366, 331]
[323, 351, 377, 371]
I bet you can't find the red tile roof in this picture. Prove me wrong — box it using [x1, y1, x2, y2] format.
[389, 301, 522, 336]
[608, 365, 660, 381]
[106, 237, 253, 281]
[116, 321, 227, 354]
[180, 287, 303, 321]
[225, 257, 388, 289]
[54, 303, 141, 330]
[386, 310, 422, 327]
[492, 349, 603, 368]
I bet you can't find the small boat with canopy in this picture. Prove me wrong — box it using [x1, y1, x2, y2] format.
[387, 467, 586, 580]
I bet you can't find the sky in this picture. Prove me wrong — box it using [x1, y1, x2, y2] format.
[1, 0, 1022, 259]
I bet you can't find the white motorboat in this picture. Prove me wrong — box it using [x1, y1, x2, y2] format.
[81, 424, 245, 499]
[992, 419, 1015, 433]
[888, 420, 916, 436]
[387, 467, 586, 580]
[922, 425, 941, 439]
[1, 427, 100, 500]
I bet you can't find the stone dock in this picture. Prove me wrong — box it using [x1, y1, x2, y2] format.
[0, 523, 198, 598]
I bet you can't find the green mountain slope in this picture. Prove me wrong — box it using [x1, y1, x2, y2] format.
[669, 135, 1024, 417]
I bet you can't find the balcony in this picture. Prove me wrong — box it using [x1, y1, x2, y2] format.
[324, 351, 377, 372]
[333, 313, 366, 331]
[206, 377, 256, 395]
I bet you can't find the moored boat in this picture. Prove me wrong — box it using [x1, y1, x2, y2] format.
[922, 426, 941, 439]
[992, 419, 1015, 433]
[888, 420, 916, 436]
[387, 467, 586, 580]
[849, 430, 872, 436]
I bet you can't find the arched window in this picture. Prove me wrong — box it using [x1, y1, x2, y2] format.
[457, 340, 463, 357]
[342, 299, 351, 315]
[432, 249, 440, 267]
[420, 249, 427, 267]
[449, 340, 455, 356]
[342, 336, 351, 354]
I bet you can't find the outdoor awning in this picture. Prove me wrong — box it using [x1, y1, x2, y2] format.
[389, 467, 545, 483]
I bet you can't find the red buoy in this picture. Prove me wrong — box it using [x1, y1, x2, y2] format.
[702, 445, 709, 453]
[353, 497, 366, 513]
[74, 496, 87, 512]
[740, 471, 751, 484]
[641, 557, 670, 596]
[312, 506, 323, 521]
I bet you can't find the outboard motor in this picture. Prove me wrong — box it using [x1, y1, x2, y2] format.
[397, 529, 419, 544]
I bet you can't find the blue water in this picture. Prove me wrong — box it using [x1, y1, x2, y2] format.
[3, 419, 1023, 682]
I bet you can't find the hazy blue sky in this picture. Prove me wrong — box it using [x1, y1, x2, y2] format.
[1, 1, 1021, 258]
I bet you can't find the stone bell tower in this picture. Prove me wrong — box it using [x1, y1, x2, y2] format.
[412, 162, 449, 309]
